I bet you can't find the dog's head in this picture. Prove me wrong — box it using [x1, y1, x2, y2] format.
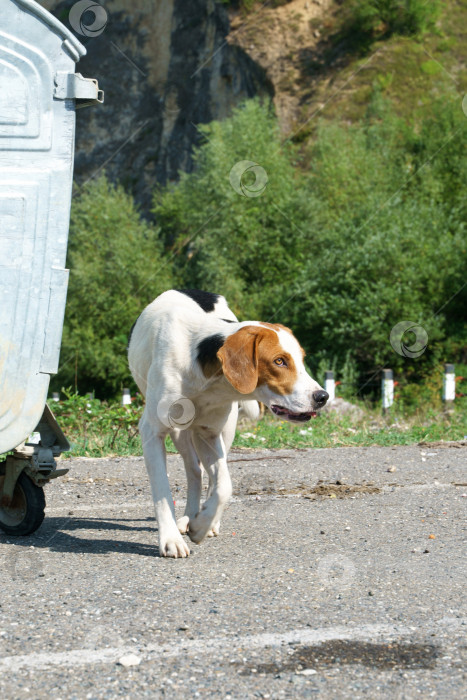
[217, 324, 328, 422]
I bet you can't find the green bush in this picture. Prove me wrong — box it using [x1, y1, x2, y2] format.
[341, 0, 441, 52]
[295, 93, 465, 380]
[54, 176, 173, 397]
[153, 96, 466, 394]
[153, 99, 311, 319]
[52, 388, 144, 457]
[59, 95, 465, 400]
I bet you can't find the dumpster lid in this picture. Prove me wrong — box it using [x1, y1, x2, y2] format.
[15, 0, 86, 61]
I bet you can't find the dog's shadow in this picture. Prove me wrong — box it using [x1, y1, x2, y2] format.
[0, 516, 164, 558]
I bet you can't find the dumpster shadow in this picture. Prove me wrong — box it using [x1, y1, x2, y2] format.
[0, 516, 166, 558]
[48, 515, 156, 533]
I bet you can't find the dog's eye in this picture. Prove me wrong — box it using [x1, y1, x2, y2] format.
[274, 358, 286, 367]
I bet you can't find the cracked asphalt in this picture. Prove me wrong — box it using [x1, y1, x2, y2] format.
[0, 444, 465, 699]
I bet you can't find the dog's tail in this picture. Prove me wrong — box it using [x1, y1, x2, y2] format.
[239, 400, 261, 422]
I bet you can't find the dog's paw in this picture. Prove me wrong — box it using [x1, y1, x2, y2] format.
[187, 512, 212, 544]
[206, 521, 220, 537]
[159, 531, 190, 558]
[179, 515, 218, 539]
[176, 515, 190, 534]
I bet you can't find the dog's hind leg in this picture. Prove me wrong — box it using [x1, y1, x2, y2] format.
[139, 411, 190, 558]
[170, 429, 203, 535]
[188, 431, 232, 544]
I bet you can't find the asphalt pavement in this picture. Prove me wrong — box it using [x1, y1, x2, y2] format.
[0, 444, 465, 699]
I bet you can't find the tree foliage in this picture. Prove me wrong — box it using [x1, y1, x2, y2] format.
[341, 0, 442, 53]
[154, 96, 466, 391]
[54, 177, 172, 396]
[59, 96, 466, 398]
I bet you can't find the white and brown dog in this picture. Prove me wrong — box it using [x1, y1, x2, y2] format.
[128, 289, 328, 557]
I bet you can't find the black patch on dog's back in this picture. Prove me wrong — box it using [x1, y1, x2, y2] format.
[197, 333, 225, 374]
[177, 289, 220, 312]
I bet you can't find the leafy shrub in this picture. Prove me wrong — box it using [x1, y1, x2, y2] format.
[153, 99, 311, 319]
[54, 176, 173, 397]
[339, 351, 359, 400]
[53, 388, 144, 456]
[341, 0, 441, 52]
[59, 95, 465, 400]
[154, 96, 466, 396]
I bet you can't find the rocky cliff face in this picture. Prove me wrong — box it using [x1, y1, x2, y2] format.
[41, 0, 273, 214]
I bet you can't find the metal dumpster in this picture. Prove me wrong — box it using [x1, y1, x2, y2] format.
[0, 0, 103, 534]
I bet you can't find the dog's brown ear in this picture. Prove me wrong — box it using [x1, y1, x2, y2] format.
[217, 327, 259, 394]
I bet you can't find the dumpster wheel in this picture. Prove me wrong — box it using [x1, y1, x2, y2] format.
[0, 470, 45, 536]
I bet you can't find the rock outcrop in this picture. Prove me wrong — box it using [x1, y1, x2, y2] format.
[42, 0, 274, 213]
[228, 0, 334, 134]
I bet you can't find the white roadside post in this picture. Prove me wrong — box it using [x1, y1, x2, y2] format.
[52, 392, 60, 402]
[382, 369, 394, 413]
[443, 364, 455, 403]
[324, 371, 335, 403]
[122, 388, 132, 406]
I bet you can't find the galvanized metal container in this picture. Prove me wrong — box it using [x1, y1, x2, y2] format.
[0, 0, 102, 454]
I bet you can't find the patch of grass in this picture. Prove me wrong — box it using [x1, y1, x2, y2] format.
[375, 70, 395, 90]
[298, 36, 459, 133]
[420, 59, 443, 75]
[235, 401, 467, 449]
[51, 390, 145, 459]
[293, 0, 466, 139]
[37, 392, 467, 459]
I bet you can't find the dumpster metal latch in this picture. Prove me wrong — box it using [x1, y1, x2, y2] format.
[14, 405, 70, 485]
[54, 72, 104, 108]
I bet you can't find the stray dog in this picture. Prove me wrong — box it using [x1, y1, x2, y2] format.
[128, 289, 328, 557]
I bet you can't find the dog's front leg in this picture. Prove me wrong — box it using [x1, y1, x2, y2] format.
[188, 432, 232, 544]
[140, 413, 190, 558]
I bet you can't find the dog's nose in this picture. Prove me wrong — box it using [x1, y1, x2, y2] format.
[312, 390, 329, 407]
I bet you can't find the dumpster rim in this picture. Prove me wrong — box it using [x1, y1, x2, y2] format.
[14, 0, 86, 59]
